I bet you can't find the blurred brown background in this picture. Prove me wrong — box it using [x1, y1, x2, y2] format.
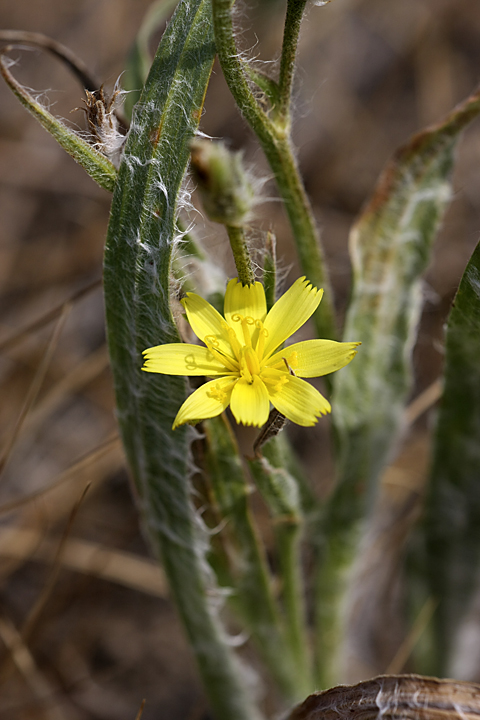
[1, 0, 480, 718]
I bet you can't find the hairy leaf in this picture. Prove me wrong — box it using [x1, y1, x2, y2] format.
[316, 85, 480, 687]
[123, 0, 179, 121]
[332, 85, 480, 524]
[424, 240, 480, 674]
[103, 2, 262, 718]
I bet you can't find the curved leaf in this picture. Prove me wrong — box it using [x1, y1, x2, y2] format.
[424, 240, 480, 674]
[0, 49, 117, 192]
[103, 2, 262, 719]
[317, 85, 480, 687]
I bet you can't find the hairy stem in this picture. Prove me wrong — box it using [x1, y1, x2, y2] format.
[276, 0, 308, 127]
[276, 521, 311, 692]
[227, 225, 255, 285]
[204, 415, 302, 701]
[249, 447, 313, 697]
[212, 0, 336, 339]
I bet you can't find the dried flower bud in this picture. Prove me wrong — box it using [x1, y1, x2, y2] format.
[82, 84, 125, 167]
[190, 140, 254, 227]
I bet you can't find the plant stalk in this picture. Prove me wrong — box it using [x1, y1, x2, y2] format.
[276, 0, 308, 127]
[227, 225, 255, 285]
[211, 0, 336, 340]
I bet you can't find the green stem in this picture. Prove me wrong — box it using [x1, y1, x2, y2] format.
[276, 520, 312, 693]
[249, 448, 313, 697]
[204, 415, 302, 702]
[226, 225, 255, 285]
[211, 0, 336, 340]
[269, 135, 335, 339]
[313, 528, 354, 689]
[276, 0, 308, 126]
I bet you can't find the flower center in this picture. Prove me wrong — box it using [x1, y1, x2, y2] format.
[240, 346, 261, 383]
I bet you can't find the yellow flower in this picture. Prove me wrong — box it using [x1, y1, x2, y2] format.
[142, 277, 359, 429]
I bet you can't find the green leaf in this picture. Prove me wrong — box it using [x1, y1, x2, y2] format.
[103, 3, 263, 719]
[122, 0, 180, 121]
[332, 84, 480, 524]
[0, 50, 117, 192]
[243, 63, 280, 108]
[424, 240, 480, 674]
[315, 85, 480, 687]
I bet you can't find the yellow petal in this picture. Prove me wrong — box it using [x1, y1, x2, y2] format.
[181, 293, 232, 356]
[230, 376, 270, 427]
[142, 343, 229, 376]
[224, 279, 267, 346]
[173, 377, 235, 429]
[267, 375, 330, 426]
[262, 277, 323, 359]
[267, 340, 360, 378]
[224, 279, 267, 322]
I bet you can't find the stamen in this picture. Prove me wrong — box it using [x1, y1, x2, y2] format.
[204, 336, 238, 372]
[240, 355, 253, 383]
[225, 325, 243, 361]
[240, 317, 254, 347]
[244, 346, 260, 377]
[204, 334, 219, 348]
[255, 324, 268, 361]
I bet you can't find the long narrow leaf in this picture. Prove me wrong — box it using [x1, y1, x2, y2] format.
[316, 85, 480, 687]
[123, 0, 180, 121]
[333, 85, 480, 509]
[103, 3, 262, 719]
[424, 240, 480, 675]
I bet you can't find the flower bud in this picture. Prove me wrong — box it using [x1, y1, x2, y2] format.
[190, 140, 254, 227]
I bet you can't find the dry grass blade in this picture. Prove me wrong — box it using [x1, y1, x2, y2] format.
[0, 614, 67, 720]
[0, 303, 71, 477]
[287, 675, 480, 719]
[21, 483, 91, 643]
[0, 432, 120, 516]
[0, 527, 168, 597]
[23, 344, 110, 433]
[404, 379, 443, 426]
[134, 699, 146, 720]
[0, 278, 102, 354]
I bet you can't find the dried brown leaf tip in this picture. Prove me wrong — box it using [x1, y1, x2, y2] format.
[287, 675, 480, 720]
[80, 84, 126, 166]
